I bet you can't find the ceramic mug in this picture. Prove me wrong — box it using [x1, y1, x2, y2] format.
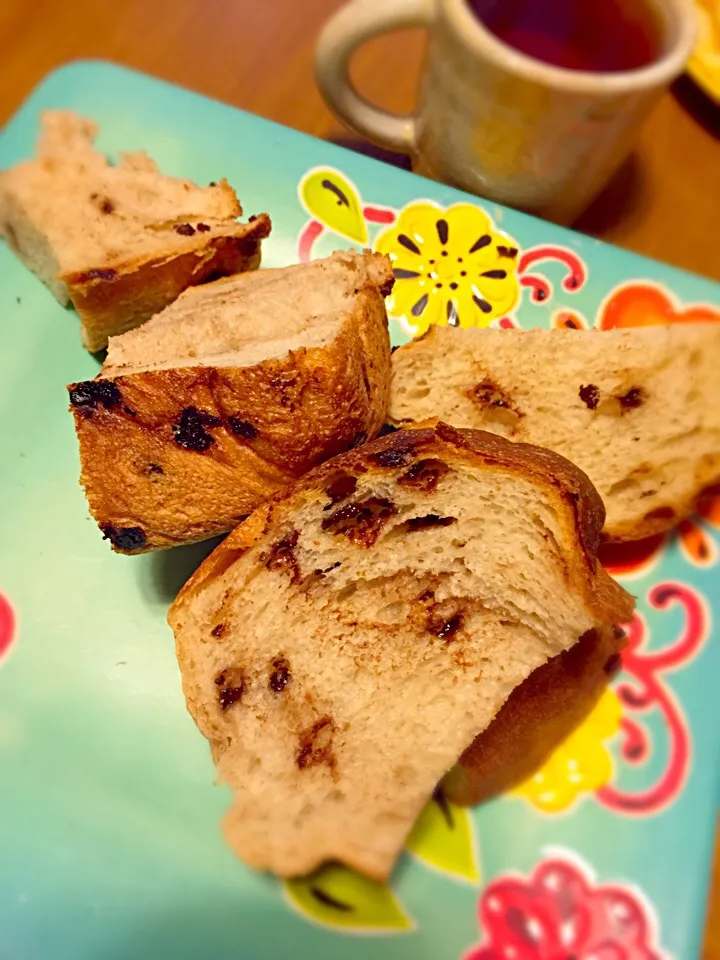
[316, 0, 697, 223]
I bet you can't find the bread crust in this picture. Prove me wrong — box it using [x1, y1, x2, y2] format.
[68, 258, 392, 553]
[176, 422, 632, 623]
[66, 215, 270, 353]
[442, 623, 625, 805]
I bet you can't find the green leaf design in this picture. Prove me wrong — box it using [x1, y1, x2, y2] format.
[283, 862, 413, 933]
[299, 168, 369, 244]
[405, 788, 481, 883]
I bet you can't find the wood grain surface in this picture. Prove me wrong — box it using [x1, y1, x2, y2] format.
[0, 0, 717, 954]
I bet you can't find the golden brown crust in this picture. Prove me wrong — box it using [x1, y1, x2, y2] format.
[68, 271, 391, 553]
[443, 625, 625, 805]
[174, 423, 633, 626]
[64, 215, 271, 353]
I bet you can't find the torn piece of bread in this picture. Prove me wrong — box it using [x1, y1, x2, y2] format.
[443, 621, 625, 806]
[168, 423, 633, 881]
[390, 325, 720, 541]
[0, 110, 270, 351]
[68, 250, 393, 553]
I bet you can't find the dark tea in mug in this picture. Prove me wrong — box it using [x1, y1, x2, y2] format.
[467, 0, 664, 72]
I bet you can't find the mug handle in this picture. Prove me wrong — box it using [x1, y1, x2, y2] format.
[315, 0, 434, 153]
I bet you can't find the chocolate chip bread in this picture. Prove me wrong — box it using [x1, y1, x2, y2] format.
[68, 250, 393, 553]
[168, 423, 633, 881]
[390, 325, 720, 541]
[443, 621, 626, 806]
[0, 110, 270, 351]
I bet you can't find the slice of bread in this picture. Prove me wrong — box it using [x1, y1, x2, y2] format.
[68, 250, 393, 553]
[390, 325, 720, 541]
[0, 110, 270, 351]
[443, 621, 625, 805]
[168, 423, 633, 881]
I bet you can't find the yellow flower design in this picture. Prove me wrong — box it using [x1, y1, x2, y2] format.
[374, 201, 520, 336]
[514, 689, 622, 814]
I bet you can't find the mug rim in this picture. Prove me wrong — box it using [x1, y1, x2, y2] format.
[445, 0, 698, 93]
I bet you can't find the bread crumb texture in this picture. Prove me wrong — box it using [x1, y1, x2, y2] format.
[0, 110, 271, 350]
[390, 325, 720, 540]
[169, 423, 632, 881]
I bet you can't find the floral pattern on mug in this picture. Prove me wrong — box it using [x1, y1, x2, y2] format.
[464, 853, 669, 960]
[374, 202, 521, 335]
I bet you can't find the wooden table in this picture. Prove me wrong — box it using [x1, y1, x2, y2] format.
[0, 0, 717, 953]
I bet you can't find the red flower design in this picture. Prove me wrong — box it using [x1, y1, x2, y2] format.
[0, 593, 16, 665]
[599, 283, 720, 331]
[465, 857, 667, 960]
[550, 280, 720, 336]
